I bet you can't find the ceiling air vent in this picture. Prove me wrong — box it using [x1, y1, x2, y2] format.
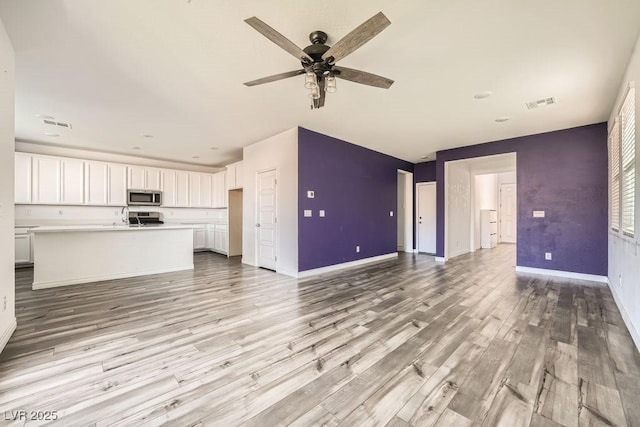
[526, 97, 556, 109]
[42, 119, 72, 129]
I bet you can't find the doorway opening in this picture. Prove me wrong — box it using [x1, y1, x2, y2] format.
[444, 153, 517, 261]
[397, 170, 414, 252]
[228, 189, 243, 257]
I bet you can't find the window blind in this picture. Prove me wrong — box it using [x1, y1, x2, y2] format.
[610, 119, 621, 232]
[620, 86, 635, 237]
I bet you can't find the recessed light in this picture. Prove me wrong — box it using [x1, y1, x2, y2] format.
[495, 117, 510, 123]
[420, 155, 429, 160]
[142, 134, 154, 138]
[43, 132, 59, 137]
[473, 91, 493, 99]
[132, 146, 141, 150]
[37, 114, 55, 120]
[209, 147, 219, 150]
[192, 156, 200, 159]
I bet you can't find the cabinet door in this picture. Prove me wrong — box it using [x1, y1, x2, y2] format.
[85, 162, 108, 205]
[145, 167, 162, 191]
[15, 234, 31, 263]
[206, 228, 215, 249]
[176, 171, 190, 207]
[108, 164, 128, 206]
[213, 172, 227, 208]
[32, 156, 61, 204]
[60, 158, 85, 205]
[15, 153, 32, 204]
[128, 166, 146, 189]
[189, 173, 201, 207]
[194, 228, 206, 249]
[201, 174, 213, 208]
[161, 170, 177, 207]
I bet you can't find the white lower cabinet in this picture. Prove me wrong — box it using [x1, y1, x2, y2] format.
[193, 226, 207, 250]
[15, 228, 34, 264]
[205, 224, 228, 255]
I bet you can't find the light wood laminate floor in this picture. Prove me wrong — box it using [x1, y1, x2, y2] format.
[1, 245, 639, 426]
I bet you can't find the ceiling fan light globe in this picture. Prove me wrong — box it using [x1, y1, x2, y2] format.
[326, 75, 337, 93]
[304, 72, 317, 89]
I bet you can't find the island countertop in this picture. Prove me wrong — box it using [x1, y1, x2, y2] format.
[31, 224, 197, 233]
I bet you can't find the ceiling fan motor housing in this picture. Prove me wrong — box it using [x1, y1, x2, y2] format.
[302, 32, 333, 74]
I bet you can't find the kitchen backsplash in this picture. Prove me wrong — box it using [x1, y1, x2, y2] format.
[15, 205, 227, 226]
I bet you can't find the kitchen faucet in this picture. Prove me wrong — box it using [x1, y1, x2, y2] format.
[121, 206, 130, 225]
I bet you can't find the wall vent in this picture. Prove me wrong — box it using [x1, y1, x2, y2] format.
[42, 119, 72, 129]
[526, 97, 556, 109]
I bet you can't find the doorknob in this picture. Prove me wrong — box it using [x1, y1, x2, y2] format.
[256, 223, 261, 228]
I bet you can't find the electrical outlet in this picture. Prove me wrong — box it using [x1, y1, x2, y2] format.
[619, 274, 623, 288]
[545, 252, 552, 260]
[25, 209, 31, 216]
[58, 209, 64, 216]
[319, 210, 325, 217]
[356, 246, 360, 253]
[390, 211, 394, 217]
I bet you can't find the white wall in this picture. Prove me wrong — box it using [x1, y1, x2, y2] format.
[15, 205, 226, 226]
[0, 16, 16, 353]
[608, 33, 640, 349]
[242, 128, 298, 276]
[445, 161, 471, 259]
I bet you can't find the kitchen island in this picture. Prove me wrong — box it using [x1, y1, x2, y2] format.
[31, 224, 195, 289]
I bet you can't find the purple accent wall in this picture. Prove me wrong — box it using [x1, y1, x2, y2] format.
[414, 161, 437, 183]
[298, 127, 414, 272]
[436, 123, 608, 275]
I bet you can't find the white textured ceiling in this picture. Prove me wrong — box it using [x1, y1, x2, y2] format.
[0, 1, 639, 166]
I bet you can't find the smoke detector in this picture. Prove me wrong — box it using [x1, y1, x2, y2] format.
[526, 97, 556, 109]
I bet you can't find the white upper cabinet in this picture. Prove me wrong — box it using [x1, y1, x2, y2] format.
[226, 161, 244, 190]
[128, 166, 162, 191]
[201, 174, 213, 208]
[128, 166, 146, 190]
[161, 169, 177, 207]
[85, 161, 127, 206]
[145, 167, 162, 191]
[85, 162, 108, 205]
[189, 173, 202, 207]
[108, 164, 128, 206]
[60, 158, 85, 205]
[213, 171, 227, 208]
[15, 153, 32, 204]
[175, 170, 190, 207]
[32, 156, 61, 204]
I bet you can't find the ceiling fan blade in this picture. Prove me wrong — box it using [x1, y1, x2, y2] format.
[333, 66, 394, 89]
[245, 17, 313, 63]
[243, 70, 305, 86]
[322, 12, 390, 63]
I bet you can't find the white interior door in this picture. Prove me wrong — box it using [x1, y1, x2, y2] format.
[257, 169, 277, 270]
[417, 182, 436, 253]
[397, 173, 405, 250]
[499, 183, 517, 243]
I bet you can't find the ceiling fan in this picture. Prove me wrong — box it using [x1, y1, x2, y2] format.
[243, 12, 394, 109]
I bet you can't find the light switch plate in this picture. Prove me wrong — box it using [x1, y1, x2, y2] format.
[307, 191, 315, 199]
[319, 210, 325, 217]
[390, 211, 394, 217]
[545, 252, 552, 260]
[304, 210, 312, 217]
[533, 210, 545, 218]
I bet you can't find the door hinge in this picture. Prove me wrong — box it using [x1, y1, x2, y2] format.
[275, 179, 277, 185]
[275, 256, 277, 261]
[275, 217, 277, 223]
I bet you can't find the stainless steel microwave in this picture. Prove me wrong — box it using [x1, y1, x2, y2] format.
[127, 190, 162, 206]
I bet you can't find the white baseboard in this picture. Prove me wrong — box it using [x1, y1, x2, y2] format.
[1, 317, 17, 354]
[32, 264, 194, 290]
[515, 266, 608, 284]
[297, 253, 398, 279]
[607, 278, 640, 352]
[435, 257, 446, 263]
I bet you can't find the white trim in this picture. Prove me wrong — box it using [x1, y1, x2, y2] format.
[413, 249, 419, 254]
[296, 253, 398, 278]
[435, 257, 446, 263]
[515, 266, 608, 283]
[32, 265, 194, 290]
[0, 317, 17, 354]
[608, 277, 640, 351]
